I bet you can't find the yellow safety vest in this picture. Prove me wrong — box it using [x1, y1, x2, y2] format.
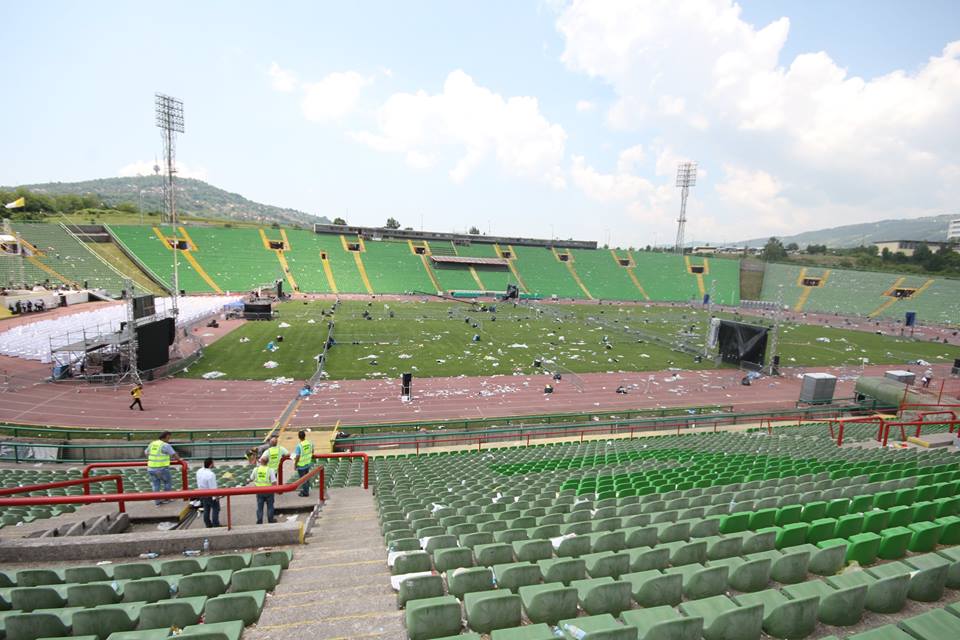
[147, 440, 170, 468]
[267, 446, 282, 470]
[296, 440, 313, 468]
[254, 465, 272, 487]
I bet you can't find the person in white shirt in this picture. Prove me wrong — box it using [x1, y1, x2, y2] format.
[196, 457, 220, 528]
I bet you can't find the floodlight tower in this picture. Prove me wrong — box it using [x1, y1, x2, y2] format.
[155, 93, 184, 318]
[674, 161, 698, 254]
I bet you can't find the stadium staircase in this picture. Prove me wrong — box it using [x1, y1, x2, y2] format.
[246, 487, 405, 639]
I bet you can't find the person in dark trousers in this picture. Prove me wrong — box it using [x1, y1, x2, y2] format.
[250, 454, 278, 524]
[196, 457, 221, 528]
[144, 431, 183, 505]
[293, 430, 314, 497]
[130, 384, 144, 411]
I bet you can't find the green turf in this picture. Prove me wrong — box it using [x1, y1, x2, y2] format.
[181, 300, 960, 381]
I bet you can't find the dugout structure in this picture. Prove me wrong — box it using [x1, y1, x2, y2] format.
[716, 320, 769, 370]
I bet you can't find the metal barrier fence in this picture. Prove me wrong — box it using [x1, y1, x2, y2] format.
[0, 439, 263, 464]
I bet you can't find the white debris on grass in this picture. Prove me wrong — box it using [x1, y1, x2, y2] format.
[263, 361, 279, 368]
[278, 322, 291, 328]
[201, 371, 226, 379]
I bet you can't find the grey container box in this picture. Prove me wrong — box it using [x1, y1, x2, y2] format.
[884, 370, 916, 385]
[799, 372, 837, 404]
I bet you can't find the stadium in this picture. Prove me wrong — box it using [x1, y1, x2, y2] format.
[4, 3, 960, 640]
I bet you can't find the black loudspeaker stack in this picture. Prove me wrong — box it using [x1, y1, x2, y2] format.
[401, 372, 413, 396]
[952, 358, 960, 376]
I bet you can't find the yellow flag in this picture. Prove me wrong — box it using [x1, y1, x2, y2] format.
[4, 197, 25, 209]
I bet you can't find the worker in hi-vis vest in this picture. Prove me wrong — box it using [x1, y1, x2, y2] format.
[256, 435, 288, 473]
[293, 430, 315, 497]
[144, 431, 184, 505]
[249, 454, 278, 524]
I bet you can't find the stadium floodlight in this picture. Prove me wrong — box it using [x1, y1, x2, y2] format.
[155, 93, 184, 317]
[674, 161, 697, 254]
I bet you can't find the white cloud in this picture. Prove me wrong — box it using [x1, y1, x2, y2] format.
[353, 70, 567, 187]
[118, 161, 208, 181]
[301, 71, 371, 122]
[575, 99, 596, 112]
[556, 0, 960, 238]
[268, 62, 298, 92]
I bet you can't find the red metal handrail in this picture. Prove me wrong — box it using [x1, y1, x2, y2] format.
[82, 460, 189, 496]
[827, 415, 885, 447]
[880, 419, 960, 447]
[277, 452, 369, 488]
[0, 474, 127, 512]
[0, 466, 324, 530]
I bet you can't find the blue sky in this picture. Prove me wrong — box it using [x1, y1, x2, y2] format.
[2, 0, 958, 246]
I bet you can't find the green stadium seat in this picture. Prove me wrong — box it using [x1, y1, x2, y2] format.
[664, 564, 728, 600]
[229, 566, 280, 592]
[404, 595, 463, 640]
[14, 571, 62, 588]
[621, 606, 703, 640]
[159, 559, 204, 577]
[72, 604, 140, 640]
[393, 552, 432, 575]
[511, 540, 552, 563]
[708, 557, 771, 593]
[177, 570, 232, 598]
[463, 589, 521, 634]
[782, 579, 866, 626]
[845, 532, 882, 565]
[474, 543, 514, 567]
[902, 554, 951, 601]
[397, 574, 444, 608]
[584, 552, 630, 579]
[537, 558, 584, 587]
[571, 577, 632, 616]
[827, 570, 910, 614]
[4, 610, 75, 640]
[179, 621, 244, 640]
[10, 587, 66, 613]
[492, 562, 542, 593]
[557, 614, 636, 640]
[897, 608, 960, 640]
[64, 567, 112, 584]
[490, 624, 555, 640]
[67, 583, 122, 608]
[447, 567, 495, 598]
[732, 589, 818, 640]
[138, 596, 207, 630]
[679, 595, 763, 640]
[625, 569, 682, 607]
[205, 555, 251, 572]
[250, 550, 291, 569]
[518, 583, 579, 625]
[936, 546, 960, 588]
[906, 521, 943, 552]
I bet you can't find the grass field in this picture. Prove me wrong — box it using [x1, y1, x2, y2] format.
[181, 299, 960, 381]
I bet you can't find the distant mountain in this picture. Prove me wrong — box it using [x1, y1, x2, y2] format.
[6, 176, 329, 227]
[738, 214, 956, 248]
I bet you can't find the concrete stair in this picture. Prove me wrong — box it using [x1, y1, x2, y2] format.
[247, 487, 404, 640]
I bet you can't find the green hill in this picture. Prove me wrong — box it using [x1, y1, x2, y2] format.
[3, 176, 329, 227]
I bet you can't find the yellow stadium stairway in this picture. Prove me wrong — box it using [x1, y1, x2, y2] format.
[260, 229, 299, 293]
[409, 240, 443, 292]
[495, 244, 528, 293]
[616, 250, 651, 300]
[321, 253, 338, 293]
[469, 267, 486, 290]
[869, 277, 935, 317]
[794, 268, 830, 312]
[553, 247, 593, 299]
[152, 226, 223, 293]
[684, 256, 707, 298]
[341, 235, 374, 294]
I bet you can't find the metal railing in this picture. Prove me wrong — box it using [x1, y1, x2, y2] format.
[0, 466, 325, 530]
[82, 460, 190, 494]
[0, 439, 264, 464]
[276, 452, 369, 488]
